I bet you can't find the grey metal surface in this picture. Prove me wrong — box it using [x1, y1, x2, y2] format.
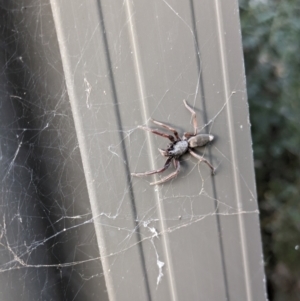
[50, 0, 267, 300]
[0, 0, 266, 300]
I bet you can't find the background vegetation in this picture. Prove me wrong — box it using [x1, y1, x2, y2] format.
[239, 0, 300, 300]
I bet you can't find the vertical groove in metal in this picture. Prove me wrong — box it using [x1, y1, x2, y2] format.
[189, 1, 230, 299]
[124, 1, 178, 299]
[96, 1, 153, 300]
[214, 0, 253, 299]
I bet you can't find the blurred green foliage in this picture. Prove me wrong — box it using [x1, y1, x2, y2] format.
[239, 0, 300, 300]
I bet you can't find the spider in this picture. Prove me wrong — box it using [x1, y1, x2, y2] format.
[131, 100, 215, 185]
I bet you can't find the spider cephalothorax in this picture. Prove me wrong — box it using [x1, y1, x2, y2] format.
[131, 100, 215, 185]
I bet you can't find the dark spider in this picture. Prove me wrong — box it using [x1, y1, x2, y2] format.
[131, 100, 215, 185]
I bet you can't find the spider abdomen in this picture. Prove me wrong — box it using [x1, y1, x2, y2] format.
[169, 140, 189, 157]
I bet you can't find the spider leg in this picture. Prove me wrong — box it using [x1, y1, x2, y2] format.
[138, 126, 175, 142]
[183, 100, 198, 135]
[188, 149, 215, 175]
[150, 159, 180, 185]
[150, 119, 180, 140]
[131, 157, 172, 177]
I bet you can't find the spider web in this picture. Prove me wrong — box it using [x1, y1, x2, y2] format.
[0, 0, 264, 300]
